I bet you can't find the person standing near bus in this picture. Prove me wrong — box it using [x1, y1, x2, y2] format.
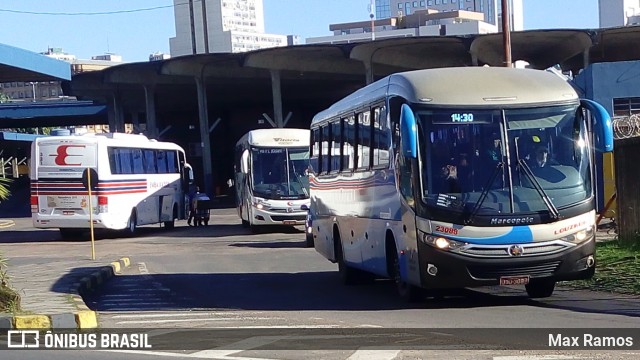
[187, 185, 199, 226]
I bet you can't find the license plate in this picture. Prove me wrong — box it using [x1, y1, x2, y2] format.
[283, 220, 297, 225]
[499, 275, 530, 286]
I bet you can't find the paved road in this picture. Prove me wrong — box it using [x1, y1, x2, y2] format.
[2, 208, 640, 359]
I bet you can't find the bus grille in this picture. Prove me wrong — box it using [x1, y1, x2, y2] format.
[271, 215, 306, 221]
[467, 261, 561, 280]
[460, 243, 569, 258]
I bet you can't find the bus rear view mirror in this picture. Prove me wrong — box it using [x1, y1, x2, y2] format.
[240, 150, 250, 174]
[400, 103, 418, 159]
[580, 99, 614, 153]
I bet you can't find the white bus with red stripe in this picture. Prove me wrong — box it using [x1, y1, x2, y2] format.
[30, 132, 193, 238]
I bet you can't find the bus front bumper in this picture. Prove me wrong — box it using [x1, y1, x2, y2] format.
[32, 214, 125, 230]
[417, 238, 596, 289]
[252, 208, 307, 226]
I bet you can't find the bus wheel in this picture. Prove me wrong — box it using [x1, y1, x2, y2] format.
[389, 245, 422, 302]
[164, 206, 177, 230]
[127, 210, 137, 235]
[334, 231, 360, 285]
[525, 280, 556, 298]
[241, 220, 249, 228]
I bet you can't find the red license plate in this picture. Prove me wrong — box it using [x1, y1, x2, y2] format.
[283, 220, 297, 225]
[499, 276, 530, 286]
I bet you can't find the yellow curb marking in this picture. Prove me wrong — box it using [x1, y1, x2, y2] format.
[14, 315, 51, 329]
[75, 310, 98, 329]
[111, 261, 121, 274]
[120, 257, 131, 267]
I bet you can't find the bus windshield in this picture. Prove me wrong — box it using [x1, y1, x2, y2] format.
[251, 147, 310, 200]
[417, 104, 591, 221]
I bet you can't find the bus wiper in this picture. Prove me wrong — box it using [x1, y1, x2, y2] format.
[517, 159, 560, 219]
[466, 162, 503, 225]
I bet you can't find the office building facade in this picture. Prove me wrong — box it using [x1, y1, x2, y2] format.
[599, 0, 640, 27]
[376, 0, 522, 31]
[170, 0, 290, 56]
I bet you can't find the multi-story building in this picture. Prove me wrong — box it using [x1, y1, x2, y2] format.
[375, 0, 523, 31]
[169, 0, 293, 56]
[307, 9, 496, 45]
[149, 52, 172, 62]
[599, 0, 640, 27]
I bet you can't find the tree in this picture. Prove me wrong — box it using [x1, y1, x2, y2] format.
[0, 92, 10, 104]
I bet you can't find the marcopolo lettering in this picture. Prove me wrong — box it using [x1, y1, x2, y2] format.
[490, 217, 535, 225]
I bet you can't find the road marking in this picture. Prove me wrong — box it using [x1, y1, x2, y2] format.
[112, 312, 265, 319]
[138, 262, 150, 275]
[346, 349, 401, 360]
[493, 356, 578, 360]
[116, 317, 278, 325]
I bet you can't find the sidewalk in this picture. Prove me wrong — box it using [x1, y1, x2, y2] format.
[0, 221, 131, 329]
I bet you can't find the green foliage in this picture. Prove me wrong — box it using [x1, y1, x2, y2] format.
[0, 92, 9, 104]
[569, 240, 640, 294]
[0, 252, 20, 313]
[0, 177, 11, 202]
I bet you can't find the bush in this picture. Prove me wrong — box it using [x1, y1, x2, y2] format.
[0, 253, 20, 313]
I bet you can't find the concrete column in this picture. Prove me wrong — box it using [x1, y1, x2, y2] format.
[270, 69, 284, 128]
[364, 59, 374, 85]
[108, 93, 126, 133]
[143, 84, 158, 138]
[583, 48, 590, 70]
[107, 99, 117, 133]
[195, 76, 214, 197]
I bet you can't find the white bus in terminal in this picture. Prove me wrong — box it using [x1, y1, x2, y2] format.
[234, 128, 310, 232]
[30, 132, 194, 239]
[309, 67, 614, 300]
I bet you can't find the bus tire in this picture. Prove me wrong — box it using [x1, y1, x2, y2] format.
[126, 209, 137, 235]
[164, 206, 177, 230]
[334, 228, 360, 285]
[305, 233, 314, 248]
[241, 220, 249, 228]
[525, 279, 556, 298]
[387, 239, 422, 302]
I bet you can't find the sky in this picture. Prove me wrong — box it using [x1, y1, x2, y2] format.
[0, 0, 600, 63]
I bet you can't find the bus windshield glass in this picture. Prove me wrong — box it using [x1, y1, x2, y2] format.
[251, 147, 309, 200]
[417, 104, 591, 220]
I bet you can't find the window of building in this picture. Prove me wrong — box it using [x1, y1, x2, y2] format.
[413, 1, 418, 7]
[613, 97, 640, 117]
[428, 0, 433, 5]
[398, 3, 403, 9]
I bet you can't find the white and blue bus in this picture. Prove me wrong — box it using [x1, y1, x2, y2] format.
[309, 67, 613, 300]
[31, 133, 194, 238]
[234, 128, 310, 232]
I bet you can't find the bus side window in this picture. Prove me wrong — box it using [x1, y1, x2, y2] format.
[357, 111, 371, 171]
[331, 121, 342, 172]
[343, 116, 356, 171]
[321, 125, 330, 174]
[310, 128, 320, 174]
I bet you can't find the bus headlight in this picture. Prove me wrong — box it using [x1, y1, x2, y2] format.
[252, 199, 269, 210]
[420, 232, 465, 251]
[560, 226, 595, 243]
